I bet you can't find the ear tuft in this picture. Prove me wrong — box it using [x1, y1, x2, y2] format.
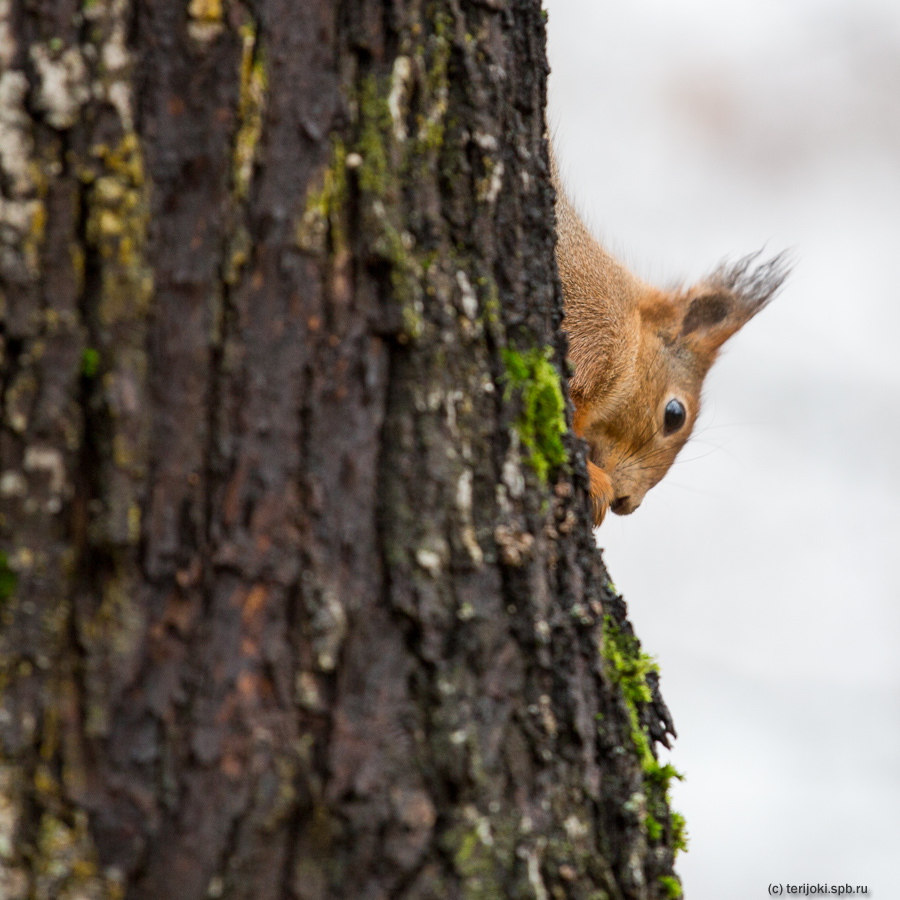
[681, 292, 731, 335]
[677, 250, 790, 353]
[709, 249, 792, 319]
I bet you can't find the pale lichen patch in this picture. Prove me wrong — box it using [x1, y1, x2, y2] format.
[0, 765, 116, 900]
[69, 0, 153, 552]
[415, 548, 442, 576]
[34, 810, 112, 900]
[0, 72, 34, 196]
[477, 157, 504, 205]
[23, 446, 68, 496]
[303, 578, 347, 673]
[84, 0, 135, 130]
[455, 469, 473, 514]
[187, 20, 224, 42]
[501, 446, 525, 500]
[524, 847, 550, 900]
[0, 471, 27, 497]
[493, 524, 534, 567]
[455, 469, 484, 565]
[30, 44, 90, 130]
[563, 814, 589, 840]
[455, 269, 478, 319]
[388, 56, 412, 141]
[472, 132, 498, 152]
[0, 766, 21, 861]
[188, 0, 225, 42]
[0, 0, 15, 70]
[0, 197, 44, 283]
[0, 64, 45, 284]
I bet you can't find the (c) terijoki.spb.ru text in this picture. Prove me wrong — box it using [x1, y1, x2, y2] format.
[768, 885, 868, 896]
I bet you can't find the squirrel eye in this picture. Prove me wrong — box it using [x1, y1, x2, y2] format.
[663, 398, 686, 434]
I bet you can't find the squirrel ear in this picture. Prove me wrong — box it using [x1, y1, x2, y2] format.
[680, 250, 790, 352]
[681, 291, 733, 337]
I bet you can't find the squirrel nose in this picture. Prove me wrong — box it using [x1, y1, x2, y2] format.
[611, 496, 632, 515]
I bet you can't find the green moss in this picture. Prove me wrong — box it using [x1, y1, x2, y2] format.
[297, 140, 348, 255]
[659, 875, 683, 898]
[416, 117, 445, 155]
[292, 16, 458, 343]
[670, 810, 689, 856]
[601, 615, 657, 708]
[475, 278, 502, 336]
[353, 75, 427, 337]
[443, 821, 504, 900]
[644, 813, 663, 842]
[412, 14, 451, 154]
[444, 816, 527, 900]
[300, 79, 426, 334]
[357, 76, 392, 196]
[502, 347, 568, 483]
[0, 553, 16, 603]
[454, 829, 481, 871]
[401, 303, 423, 340]
[80, 347, 100, 378]
[601, 614, 687, 862]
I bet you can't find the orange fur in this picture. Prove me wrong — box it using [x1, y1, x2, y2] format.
[553, 156, 788, 525]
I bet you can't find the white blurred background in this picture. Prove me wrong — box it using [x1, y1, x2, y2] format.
[544, 0, 900, 896]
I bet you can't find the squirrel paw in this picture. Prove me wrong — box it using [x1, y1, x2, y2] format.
[587, 461, 614, 527]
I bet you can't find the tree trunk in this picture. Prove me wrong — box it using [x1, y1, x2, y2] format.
[0, 0, 682, 898]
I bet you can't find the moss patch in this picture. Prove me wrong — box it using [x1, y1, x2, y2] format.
[670, 810, 688, 856]
[502, 347, 568, 483]
[80, 348, 100, 378]
[297, 139, 348, 255]
[601, 614, 657, 708]
[601, 615, 687, 857]
[411, 15, 451, 156]
[357, 75, 392, 197]
[442, 812, 520, 900]
[644, 813, 663, 841]
[0, 554, 16, 604]
[659, 875, 683, 898]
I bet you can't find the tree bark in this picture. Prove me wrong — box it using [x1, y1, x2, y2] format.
[0, 1, 682, 898]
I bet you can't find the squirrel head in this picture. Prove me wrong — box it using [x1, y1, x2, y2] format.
[568, 251, 789, 517]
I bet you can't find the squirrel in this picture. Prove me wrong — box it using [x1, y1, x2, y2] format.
[552, 156, 788, 526]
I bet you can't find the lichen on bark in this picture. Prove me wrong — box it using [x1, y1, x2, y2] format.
[0, 0, 149, 893]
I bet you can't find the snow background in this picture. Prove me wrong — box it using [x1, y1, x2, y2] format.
[544, 0, 900, 896]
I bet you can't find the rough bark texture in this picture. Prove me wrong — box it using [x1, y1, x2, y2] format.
[0, 1, 683, 898]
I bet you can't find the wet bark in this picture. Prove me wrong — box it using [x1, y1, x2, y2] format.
[0, 1, 682, 898]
